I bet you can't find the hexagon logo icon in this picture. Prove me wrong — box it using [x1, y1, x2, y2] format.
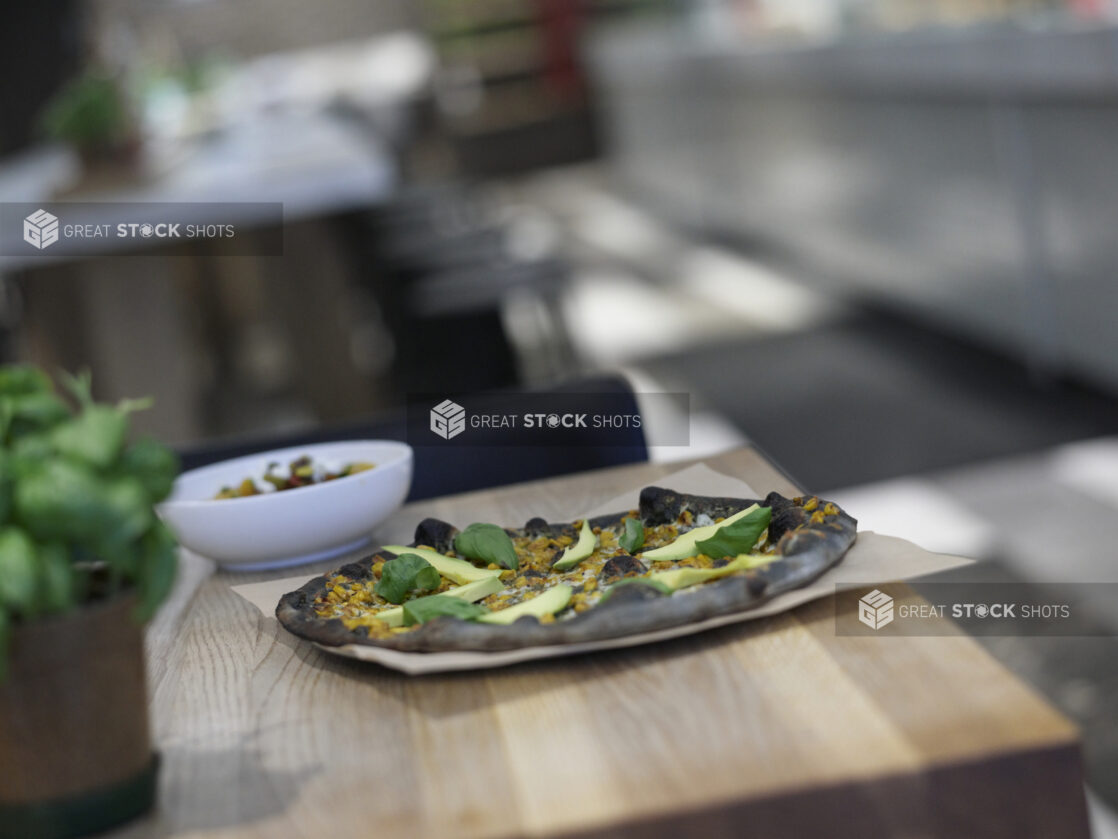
[858, 589, 894, 630]
[23, 209, 59, 250]
[430, 399, 466, 440]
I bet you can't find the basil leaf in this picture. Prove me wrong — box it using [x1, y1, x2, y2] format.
[119, 438, 179, 503]
[694, 506, 772, 559]
[38, 542, 75, 615]
[0, 527, 37, 615]
[15, 460, 107, 542]
[50, 405, 127, 469]
[0, 608, 9, 682]
[59, 368, 94, 408]
[10, 432, 54, 465]
[619, 517, 644, 554]
[0, 365, 52, 397]
[600, 577, 671, 604]
[4, 392, 70, 441]
[454, 523, 519, 571]
[134, 521, 178, 621]
[375, 553, 441, 605]
[403, 594, 488, 626]
[99, 476, 153, 547]
[0, 451, 11, 525]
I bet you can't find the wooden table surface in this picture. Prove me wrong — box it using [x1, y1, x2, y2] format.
[115, 448, 1088, 839]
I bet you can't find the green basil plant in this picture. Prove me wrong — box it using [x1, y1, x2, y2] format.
[0, 365, 180, 679]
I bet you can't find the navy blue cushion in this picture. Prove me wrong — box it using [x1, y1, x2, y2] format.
[177, 376, 648, 501]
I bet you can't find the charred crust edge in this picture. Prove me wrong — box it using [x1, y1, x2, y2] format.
[413, 518, 459, 553]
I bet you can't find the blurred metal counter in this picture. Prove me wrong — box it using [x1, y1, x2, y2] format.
[589, 22, 1118, 392]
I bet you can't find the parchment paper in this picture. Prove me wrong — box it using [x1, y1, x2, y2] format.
[231, 463, 973, 674]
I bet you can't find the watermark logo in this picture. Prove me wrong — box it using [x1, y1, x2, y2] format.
[430, 399, 466, 440]
[23, 209, 59, 250]
[3, 202, 284, 256]
[407, 391, 689, 447]
[837, 583, 1109, 636]
[858, 589, 894, 630]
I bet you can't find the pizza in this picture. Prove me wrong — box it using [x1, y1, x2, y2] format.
[275, 486, 857, 653]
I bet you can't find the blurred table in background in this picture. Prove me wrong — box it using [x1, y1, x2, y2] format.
[0, 110, 395, 271]
[0, 31, 441, 443]
[0, 110, 397, 443]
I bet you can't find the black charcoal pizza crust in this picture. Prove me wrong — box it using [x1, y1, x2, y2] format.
[275, 488, 857, 653]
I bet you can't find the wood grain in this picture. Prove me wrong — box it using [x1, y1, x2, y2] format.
[109, 449, 1088, 839]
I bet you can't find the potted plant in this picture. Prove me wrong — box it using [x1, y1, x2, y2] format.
[0, 365, 178, 839]
[39, 69, 140, 172]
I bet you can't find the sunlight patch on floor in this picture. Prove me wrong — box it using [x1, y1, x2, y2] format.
[682, 246, 841, 332]
[560, 270, 751, 367]
[1050, 437, 1118, 512]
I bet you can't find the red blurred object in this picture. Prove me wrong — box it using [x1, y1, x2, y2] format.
[536, 0, 588, 100]
[1068, 0, 1106, 17]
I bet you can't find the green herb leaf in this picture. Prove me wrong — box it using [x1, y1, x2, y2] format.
[116, 397, 153, 415]
[402, 594, 488, 626]
[599, 577, 671, 604]
[99, 476, 153, 547]
[96, 534, 141, 584]
[50, 405, 127, 469]
[0, 451, 11, 525]
[9, 432, 54, 465]
[0, 527, 38, 615]
[375, 553, 442, 605]
[14, 461, 112, 543]
[3, 392, 71, 442]
[59, 368, 94, 408]
[134, 520, 178, 622]
[38, 542, 75, 615]
[262, 462, 286, 491]
[454, 523, 519, 571]
[15, 462, 148, 593]
[119, 438, 179, 503]
[619, 517, 644, 554]
[0, 366, 52, 397]
[694, 506, 772, 559]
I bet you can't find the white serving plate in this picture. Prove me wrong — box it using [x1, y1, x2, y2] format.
[159, 440, 413, 570]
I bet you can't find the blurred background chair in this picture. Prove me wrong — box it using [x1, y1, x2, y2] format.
[357, 181, 576, 394]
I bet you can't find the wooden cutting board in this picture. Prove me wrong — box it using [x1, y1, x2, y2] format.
[119, 448, 1088, 839]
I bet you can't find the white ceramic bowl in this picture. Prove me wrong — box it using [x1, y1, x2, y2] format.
[159, 440, 413, 570]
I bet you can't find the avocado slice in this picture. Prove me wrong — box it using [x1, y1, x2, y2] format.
[380, 545, 501, 584]
[648, 553, 777, 592]
[552, 519, 597, 571]
[372, 575, 504, 628]
[641, 504, 762, 562]
[476, 584, 573, 625]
